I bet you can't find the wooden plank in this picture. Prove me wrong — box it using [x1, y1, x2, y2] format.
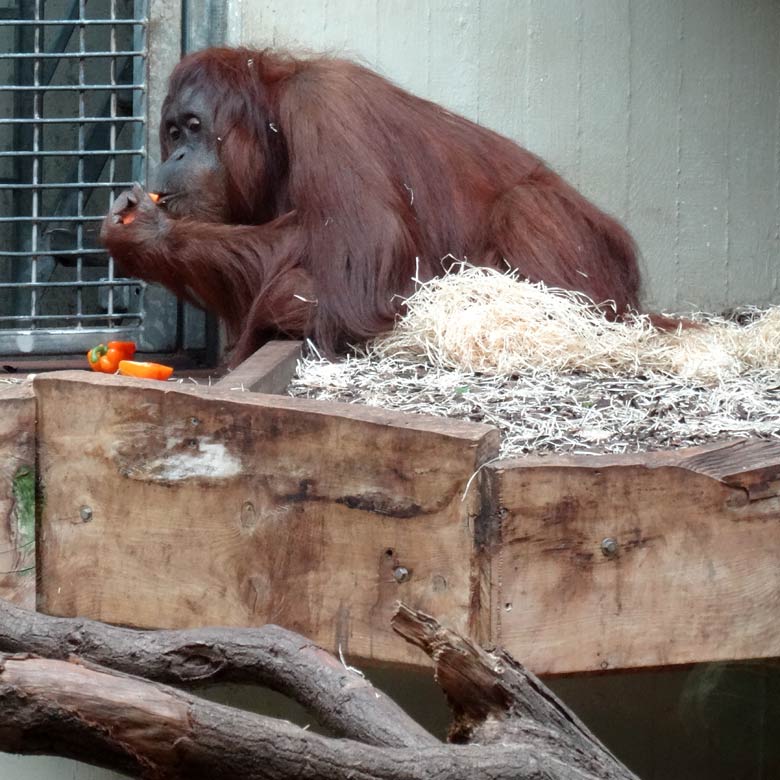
[489, 452, 780, 675]
[215, 340, 302, 394]
[0, 382, 36, 609]
[34, 371, 500, 667]
[498, 438, 780, 500]
[675, 438, 780, 501]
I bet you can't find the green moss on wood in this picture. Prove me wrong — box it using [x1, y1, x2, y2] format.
[12, 465, 35, 549]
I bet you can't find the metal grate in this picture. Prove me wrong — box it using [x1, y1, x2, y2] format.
[0, 0, 164, 356]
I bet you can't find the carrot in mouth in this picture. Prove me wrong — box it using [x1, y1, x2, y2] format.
[121, 191, 160, 224]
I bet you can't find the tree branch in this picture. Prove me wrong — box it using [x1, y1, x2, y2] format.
[391, 604, 636, 778]
[0, 598, 434, 748]
[0, 653, 632, 780]
[0, 600, 639, 779]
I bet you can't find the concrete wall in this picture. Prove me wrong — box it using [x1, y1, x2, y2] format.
[226, 0, 780, 313]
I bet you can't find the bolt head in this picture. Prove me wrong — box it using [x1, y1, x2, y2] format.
[601, 537, 619, 557]
[79, 506, 93, 522]
[393, 566, 410, 583]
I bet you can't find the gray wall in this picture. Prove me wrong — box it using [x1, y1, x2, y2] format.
[227, 0, 780, 313]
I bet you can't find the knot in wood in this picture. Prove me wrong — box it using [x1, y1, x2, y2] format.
[166, 644, 227, 681]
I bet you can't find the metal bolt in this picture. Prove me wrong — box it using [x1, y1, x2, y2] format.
[79, 506, 93, 522]
[600, 537, 619, 557]
[393, 566, 410, 583]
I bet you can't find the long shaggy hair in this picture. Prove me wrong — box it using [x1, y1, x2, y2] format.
[104, 47, 641, 364]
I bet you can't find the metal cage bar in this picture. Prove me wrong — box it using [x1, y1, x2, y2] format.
[0, 0, 170, 356]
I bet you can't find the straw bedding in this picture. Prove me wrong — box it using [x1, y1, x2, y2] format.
[289, 266, 780, 457]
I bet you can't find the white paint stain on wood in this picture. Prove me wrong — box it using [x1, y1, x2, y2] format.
[146, 438, 243, 482]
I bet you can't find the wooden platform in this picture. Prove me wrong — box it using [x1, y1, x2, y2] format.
[0, 382, 35, 611]
[1, 341, 778, 673]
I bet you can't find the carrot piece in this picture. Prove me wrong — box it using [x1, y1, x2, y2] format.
[121, 193, 158, 224]
[117, 360, 174, 381]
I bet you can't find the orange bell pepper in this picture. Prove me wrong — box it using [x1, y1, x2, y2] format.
[117, 360, 174, 381]
[87, 341, 136, 373]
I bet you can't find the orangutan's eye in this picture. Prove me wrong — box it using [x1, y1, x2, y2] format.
[168, 125, 181, 142]
[187, 117, 201, 133]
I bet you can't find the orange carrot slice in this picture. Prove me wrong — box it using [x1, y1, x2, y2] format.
[117, 360, 174, 381]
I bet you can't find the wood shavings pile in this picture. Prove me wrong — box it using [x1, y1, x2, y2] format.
[289, 267, 780, 456]
[372, 266, 780, 381]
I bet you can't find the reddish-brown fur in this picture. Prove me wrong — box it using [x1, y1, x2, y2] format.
[102, 47, 642, 365]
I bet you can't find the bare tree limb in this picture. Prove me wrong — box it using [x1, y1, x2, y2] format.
[0, 598, 434, 748]
[0, 600, 639, 779]
[391, 604, 637, 778]
[0, 653, 624, 780]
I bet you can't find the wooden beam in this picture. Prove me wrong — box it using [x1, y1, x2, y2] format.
[673, 438, 780, 501]
[215, 340, 302, 394]
[0, 382, 36, 609]
[487, 444, 780, 675]
[34, 371, 500, 667]
[30, 369, 780, 675]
